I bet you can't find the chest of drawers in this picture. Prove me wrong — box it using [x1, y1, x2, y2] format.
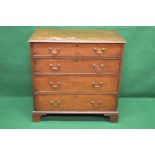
[29, 28, 126, 123]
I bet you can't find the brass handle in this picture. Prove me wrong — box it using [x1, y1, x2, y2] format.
[91, 82, 103, 88]
[49, 64, 61, 71]
[93, 48, 106, 54]
[92, 64, 104, 71]
[90, 100, 102, 106]
[48, 47, 61, 55]
[49, 81, 61, 89]
[50, 100, 61, 107]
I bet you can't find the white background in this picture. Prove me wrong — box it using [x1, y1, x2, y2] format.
[0, 0, 155, 25]
[0, 130, 155, 155]
[0, 0, 155, 155]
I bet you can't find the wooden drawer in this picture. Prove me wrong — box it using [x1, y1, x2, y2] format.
[35, 95, 117, 111]
[33, 59, 120, 74]
[32, 43, 122, 57]
[34, 76, 118, 94]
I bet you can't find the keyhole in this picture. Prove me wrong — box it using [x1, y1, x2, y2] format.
[74, 95, 78, 100]
[75, 59, 78, 62]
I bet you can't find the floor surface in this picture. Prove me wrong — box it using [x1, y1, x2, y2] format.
[0, 97, 155, 128]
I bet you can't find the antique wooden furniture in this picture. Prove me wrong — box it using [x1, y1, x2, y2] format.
[29, 28, 126, 123]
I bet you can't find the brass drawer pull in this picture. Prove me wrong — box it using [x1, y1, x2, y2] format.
[49, 81, 61, 89]
[50, 99, 61, 107]
[48, 47, 61, 55]
[93, 48, 106, 54]
[92, 64, 104, 71]
[90, 100, 102, 106]
[91, 82, 103, 88]
[49, 64, 61, 71]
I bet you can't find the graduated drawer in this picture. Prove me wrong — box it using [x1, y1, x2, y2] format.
[34, 76, 118, 94]
[32, 43, 122, 57]
[34, 95, 117, 111]
[33, 59, 120, 74]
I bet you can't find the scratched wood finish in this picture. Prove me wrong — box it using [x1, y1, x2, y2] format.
[33, 59, 120, 74]
[32, 43, 122, 57]
[35, 95, 117, 111]
[29, 28, 126, 123]
[29, 28, 126, 43]
[34, 76, 118, 94]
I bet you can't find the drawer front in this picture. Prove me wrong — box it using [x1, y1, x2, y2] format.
[32, 43, 122, 57]
[33, 59, 120, 74]
[35, 95, 117, 111]
[34, 76, 118, 94]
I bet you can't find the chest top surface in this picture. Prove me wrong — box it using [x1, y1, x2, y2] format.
[29, 28, 126, 43]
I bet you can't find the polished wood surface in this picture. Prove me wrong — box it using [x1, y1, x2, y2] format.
[34, 75, 118, 94]
[35, 95, 117, 111]
[29, 28, 126, 123]
[33, 59, 120, 74]
[32, 43, 122, 57]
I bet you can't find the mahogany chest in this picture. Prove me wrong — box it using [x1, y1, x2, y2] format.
[29, 28, 126, 123]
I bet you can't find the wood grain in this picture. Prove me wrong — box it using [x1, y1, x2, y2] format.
[29, 28, 126, 43]
[32, 43, 122, 57]
[34, 75, 118, 94]
[34, 94, 117, 111]
[33, 59, 120, 74]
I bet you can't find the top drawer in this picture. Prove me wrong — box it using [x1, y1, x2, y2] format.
[32, 43, 122, 57]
